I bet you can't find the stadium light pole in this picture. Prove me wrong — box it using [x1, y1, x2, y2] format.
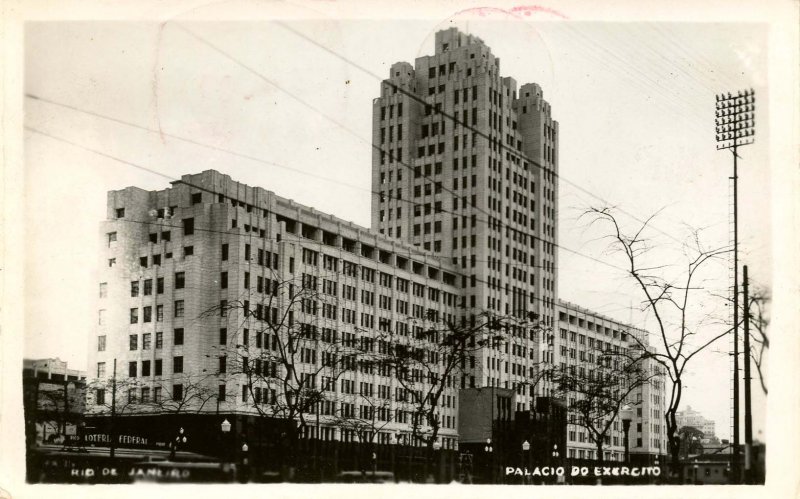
[715, 88, 756, 485]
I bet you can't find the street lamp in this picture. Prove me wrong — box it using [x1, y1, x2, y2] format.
[620, 404, 634, 465]
[522, 441, 531, 484]
[432, 440, 442, 483]
[693, 460, 699, 484]
[170, 427, 187, 460]
[220, 418, 232, 479]
[552, 444, 562, 484]
[241, 442, 250, 483]
[484, 438, 493, 484]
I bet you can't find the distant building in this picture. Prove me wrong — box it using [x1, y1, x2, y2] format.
[675, 405, 717, 439]
[23, 358, 86, 445]
[23, 358, 86, 382]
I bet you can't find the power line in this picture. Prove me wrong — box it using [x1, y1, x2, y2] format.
[24, 121, 624, 275]
[239, 21, 691, 247]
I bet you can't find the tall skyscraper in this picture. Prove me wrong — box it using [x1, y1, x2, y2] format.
[371, 28, 560, 410]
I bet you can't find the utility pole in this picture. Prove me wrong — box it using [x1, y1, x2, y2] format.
[743, 265, 753, 483]
[715, 88, 755, 484]
[110, 358, 117, 459]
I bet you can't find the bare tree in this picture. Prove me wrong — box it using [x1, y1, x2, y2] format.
[552, 351, 655, 462]
[747, 287, 770, 395]
[375, 310, 551, 474]
[204, 273, 365, 476]
[585, 207, 732, 476]
[146, 374, 218, 415]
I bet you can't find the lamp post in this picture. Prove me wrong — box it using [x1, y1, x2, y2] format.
[484, 438, 493, 484]
[653, 455, 660, 484]
[221, 418, 232, 480]
[620, 404, 634, 465]
[551, 444, 561, 484]
[693, 461, 699, 485]
[170, 427, 187, 460]
[522, 441, 530, 484]
[433, 439, 442, 483]
[241, 442, 249, 483]
[390, 434, 398, 482]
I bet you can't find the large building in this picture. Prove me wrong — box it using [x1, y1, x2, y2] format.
[371, 28, 560, 411]
[88, 170, 466, 449]
[85, 27, 665, 468]
[556, 301, 668, 463]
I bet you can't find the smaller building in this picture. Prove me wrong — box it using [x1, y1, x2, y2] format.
[675, 405, 717, 440]
[23, 358, 86, 382]
[457, 389, 567, 484]
[23, 358, 87, 446]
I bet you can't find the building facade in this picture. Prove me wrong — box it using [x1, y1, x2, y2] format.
[88, 170, 467, 449]
[371, 27, 560, 411]
[556, 301, 668, 462]
[84, 28, 668, 468]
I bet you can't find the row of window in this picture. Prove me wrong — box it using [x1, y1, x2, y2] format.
[126, 300, 184, 323]
[95, 357, 181, 379]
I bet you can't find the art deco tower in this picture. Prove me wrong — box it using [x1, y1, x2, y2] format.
[371, 28, 560, 410]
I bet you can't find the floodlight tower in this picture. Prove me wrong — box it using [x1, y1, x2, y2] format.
[715, 88, 755, 485]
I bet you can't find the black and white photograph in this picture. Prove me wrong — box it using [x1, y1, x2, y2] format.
[2, 1, 798, 498]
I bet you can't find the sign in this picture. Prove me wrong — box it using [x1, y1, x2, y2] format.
[67, 433, 168, 449]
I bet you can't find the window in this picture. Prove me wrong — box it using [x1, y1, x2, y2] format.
[107, 232, 117, 247]
[155, 359, 163, 376]
[219, 328, 227, 345]
[144, 279, 153, 296]
[174, 300, 184, 317]
[154, 387, 162, 402]
[191, 192, 202, 204]
[96, 389, 106, 405]
[156, 331, 163, 349]
[173, 356, 183, 374]
[184, 246, 194, 257]
[175, 272, 185, 289]
[182, 218, 194, 235]
[220, 272, 228, 289]
[157, 277, 164, 294]
[143, 306, 152, 323]
[156, 305, 164, 322]
[174, 328, 184, 345]
[130, 308, 139, 324]
[172, 384, 183, 401]
[131, 281, 139, 297]
[219, 356, 227, 374]
[99, 282, 107, 298]
[116, 208, 125, 218]
[221, 244, 229, 261]
[218, 385, 226, 402]
[96, 362, 106, 378]
[142, 360, 151, 377]
[97, 335, 106, 351]
[128, 361, 137, 378]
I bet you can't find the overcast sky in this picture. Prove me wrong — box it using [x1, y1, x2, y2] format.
[23, 15, 770, 440]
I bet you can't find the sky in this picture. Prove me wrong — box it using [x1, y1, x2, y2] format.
[23, 15, 771, 442]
